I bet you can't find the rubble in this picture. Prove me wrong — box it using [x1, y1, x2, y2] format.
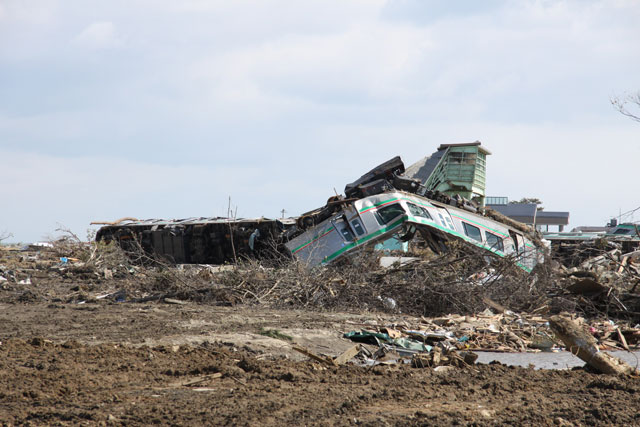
[334, 311, 640, 375]
[343, 312, 537, 354]
[545, 222, 640, 268]
[554, 245, 640, 319]
[3, 224, 640, 369]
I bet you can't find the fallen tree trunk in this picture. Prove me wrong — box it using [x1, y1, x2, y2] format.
[549, 315, 637, 376]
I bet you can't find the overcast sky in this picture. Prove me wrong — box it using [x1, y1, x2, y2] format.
[1, 0, 639, 243]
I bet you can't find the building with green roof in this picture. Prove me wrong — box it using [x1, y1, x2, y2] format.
[405, 141, 491, 206]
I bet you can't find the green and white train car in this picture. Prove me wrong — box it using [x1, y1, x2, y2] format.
[285, 191, 544, 272]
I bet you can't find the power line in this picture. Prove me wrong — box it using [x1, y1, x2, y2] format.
[615, 204, 640, 223]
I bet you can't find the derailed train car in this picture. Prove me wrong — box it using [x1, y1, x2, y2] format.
[286, 190, 544, 272]
[286, 157, 546, 272]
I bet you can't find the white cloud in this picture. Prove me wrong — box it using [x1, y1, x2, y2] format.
[1, 0, 640, 241]
[182, 21, 434, 114]
[73, 21, 123, 49]
[0, 149, 317, 242]
[165, 0, 640, 125]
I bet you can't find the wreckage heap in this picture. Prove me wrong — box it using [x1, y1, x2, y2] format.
[95, 144, 546, 271]
[285, 153, 545, 272]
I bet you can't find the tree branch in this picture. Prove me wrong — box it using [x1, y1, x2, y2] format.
[611, 91, 640, 122]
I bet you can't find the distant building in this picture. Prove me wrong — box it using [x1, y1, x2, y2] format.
[486, 197, 570, 232]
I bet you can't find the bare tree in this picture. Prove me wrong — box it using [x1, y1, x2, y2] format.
[611, 91, 640, 122]
[0, 230, 13, 243]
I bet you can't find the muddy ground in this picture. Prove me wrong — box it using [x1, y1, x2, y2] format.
[1, 302, 640, 426]
[2, 247, 640, 425]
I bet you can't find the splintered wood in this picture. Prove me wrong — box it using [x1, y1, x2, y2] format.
[549, 315, 638, 376]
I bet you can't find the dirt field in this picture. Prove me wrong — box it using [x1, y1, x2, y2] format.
[1, 301, 639, 426]
[2, 245, 640, 425]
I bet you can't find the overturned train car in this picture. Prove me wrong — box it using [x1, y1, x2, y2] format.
[285, 156, 546, 273]
[95, 217, 295, 264]
[286, 190, 544, 272]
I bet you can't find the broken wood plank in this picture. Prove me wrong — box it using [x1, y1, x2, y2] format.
[549, 315, 637, 376]
[164, 298, 188, 305]
[618, 256, 629, 274]
[623, 249, 640, 257]
[175, 373, 223, 387]
[380, 328, 403, 339]
[617, 328, 630, 351]
[482, 296, 506, 314]
[333, 344, 361, 366]
[292, 345, 337, 366]
[90, 217, 139, 225]
[158, 373, 224, 389]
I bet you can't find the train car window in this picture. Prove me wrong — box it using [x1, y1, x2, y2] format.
[486, 231, 504, 252]
[445, 216, 455, 230]
[337, 223, 354, 241]
[437, 213, 455, 230]
[463, 222, 482, 242]
[374, 204, 405, 225]
[351, 219, 365, 236]
[508, 231, 525, 254]
[613, 228, 633, 235]
[509, 230, 520, 253]
[407, 203, 433, 220]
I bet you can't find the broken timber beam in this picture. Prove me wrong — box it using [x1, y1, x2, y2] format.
[90, 217, 139, 225]
[618, 256, 629, 274]
[549, 315, 637, 376]
[292, 345, 337, 366]
[333, 344, 361, 366]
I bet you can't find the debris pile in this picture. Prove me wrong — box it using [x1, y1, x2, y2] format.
[292, 334, 479, 370]
[214, 242, 555, 317]
[287, 311, 640, 372]
[3, 230, 640, 347]
[341, 310, 640, 357]
[554, 247, 640, 319]
[0, 237, 202, 304]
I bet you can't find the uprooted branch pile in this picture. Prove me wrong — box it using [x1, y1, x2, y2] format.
[2, 235, 556, 317]
[214, 243, 556, 317]
[4, 232, 640, 322]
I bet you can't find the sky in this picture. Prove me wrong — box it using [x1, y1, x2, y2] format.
[1, 0, 639, 243]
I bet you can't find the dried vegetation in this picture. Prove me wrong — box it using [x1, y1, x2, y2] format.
[215, 242, 555, 317]
[3, 232, 640, 323]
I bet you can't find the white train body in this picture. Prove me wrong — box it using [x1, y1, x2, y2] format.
[286, 191, 543, 272]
